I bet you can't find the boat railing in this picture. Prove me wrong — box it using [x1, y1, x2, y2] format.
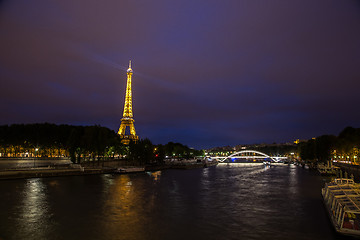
[334, 178, 355, 185]
[323, 178, 360, 235]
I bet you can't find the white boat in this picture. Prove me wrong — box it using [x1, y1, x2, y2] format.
[322, 178, 360, 237]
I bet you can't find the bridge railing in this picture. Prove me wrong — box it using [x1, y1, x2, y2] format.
[208, 150, 287, 163]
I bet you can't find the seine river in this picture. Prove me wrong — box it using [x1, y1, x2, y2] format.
[0, 163, 355, 240]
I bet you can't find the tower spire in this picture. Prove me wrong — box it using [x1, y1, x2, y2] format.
[118, 60, 138, 144]
[127, 60, 132, 73]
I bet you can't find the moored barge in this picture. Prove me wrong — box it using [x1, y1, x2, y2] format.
[322, 178, 360, 237]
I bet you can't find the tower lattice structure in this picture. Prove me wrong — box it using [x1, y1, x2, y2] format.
[118, 60, 139, 144]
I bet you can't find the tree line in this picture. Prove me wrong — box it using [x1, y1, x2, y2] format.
[299, 126, 360, 162]
[0, 123, 203, 164]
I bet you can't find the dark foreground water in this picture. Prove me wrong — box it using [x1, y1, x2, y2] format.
[0, 163, 355, 240]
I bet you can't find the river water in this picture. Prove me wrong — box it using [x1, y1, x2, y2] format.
[0, 163, 355, 240]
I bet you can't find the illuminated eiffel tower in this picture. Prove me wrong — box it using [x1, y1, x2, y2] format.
[118, 60, 139, 144]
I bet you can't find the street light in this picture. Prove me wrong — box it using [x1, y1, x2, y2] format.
[34, 148, 38, 168]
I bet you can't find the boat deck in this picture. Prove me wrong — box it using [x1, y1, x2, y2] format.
[326, 180, 360, 212]
[323, 179, 360, 236]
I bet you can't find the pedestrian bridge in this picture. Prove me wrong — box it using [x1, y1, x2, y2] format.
[209, 150, 287, 163]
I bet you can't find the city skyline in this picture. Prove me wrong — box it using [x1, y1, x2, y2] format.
[1, 0, 360, 149]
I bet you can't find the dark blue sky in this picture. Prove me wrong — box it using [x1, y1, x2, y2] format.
[1, 0, 360, 149]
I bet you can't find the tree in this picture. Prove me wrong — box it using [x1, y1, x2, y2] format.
[128, 138, 155, 165]
[299, 139, 316, 161]
[314, 135, 337, 162]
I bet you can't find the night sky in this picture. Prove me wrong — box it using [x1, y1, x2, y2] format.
[1, 0, 360, 149]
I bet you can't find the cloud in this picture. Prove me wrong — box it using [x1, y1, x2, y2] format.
[1, 0, 360, 148]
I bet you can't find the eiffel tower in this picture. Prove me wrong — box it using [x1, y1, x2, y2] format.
[118, 60, 139, 144]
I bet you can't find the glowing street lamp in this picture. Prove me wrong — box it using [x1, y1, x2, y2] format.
[34, 148, 39, 167]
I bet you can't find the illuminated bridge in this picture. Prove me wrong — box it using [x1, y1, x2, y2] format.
[209, 150, 288, 163]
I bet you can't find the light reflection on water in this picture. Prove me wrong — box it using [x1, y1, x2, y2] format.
[0, 164, 348, 240]
[148, 171, 161, 181]
[9, 178, 54, 239]
[101, 175, 144, 240]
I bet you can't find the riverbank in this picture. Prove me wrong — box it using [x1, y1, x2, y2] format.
[0, 160, 218, 180]
[334, 162, 360, 180]
[0, 167, 115, 180]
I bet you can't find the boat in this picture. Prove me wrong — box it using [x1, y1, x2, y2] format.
[204, 159, 218, 167]
[318, 161, 339, 176]
[322, 178, 360, 237]
[113, 167, 145, 174]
